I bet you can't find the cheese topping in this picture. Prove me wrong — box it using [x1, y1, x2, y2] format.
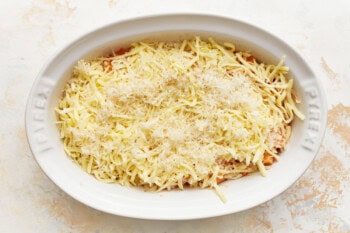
[56, 37, 304, 201]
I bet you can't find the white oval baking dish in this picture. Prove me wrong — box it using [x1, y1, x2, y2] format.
[25, 14, 327, 220]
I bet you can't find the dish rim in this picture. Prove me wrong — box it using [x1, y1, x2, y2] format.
[25, 13, 327, 220]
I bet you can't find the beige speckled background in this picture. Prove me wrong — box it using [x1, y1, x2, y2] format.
[1, 0, 350, 232]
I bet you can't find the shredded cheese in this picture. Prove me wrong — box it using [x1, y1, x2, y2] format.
[56, 37, 304, 201]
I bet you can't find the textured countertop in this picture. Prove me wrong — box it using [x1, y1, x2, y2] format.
[1, 0, 349, 232]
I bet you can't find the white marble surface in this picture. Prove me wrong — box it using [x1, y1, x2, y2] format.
[1, 0, 350, 232]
